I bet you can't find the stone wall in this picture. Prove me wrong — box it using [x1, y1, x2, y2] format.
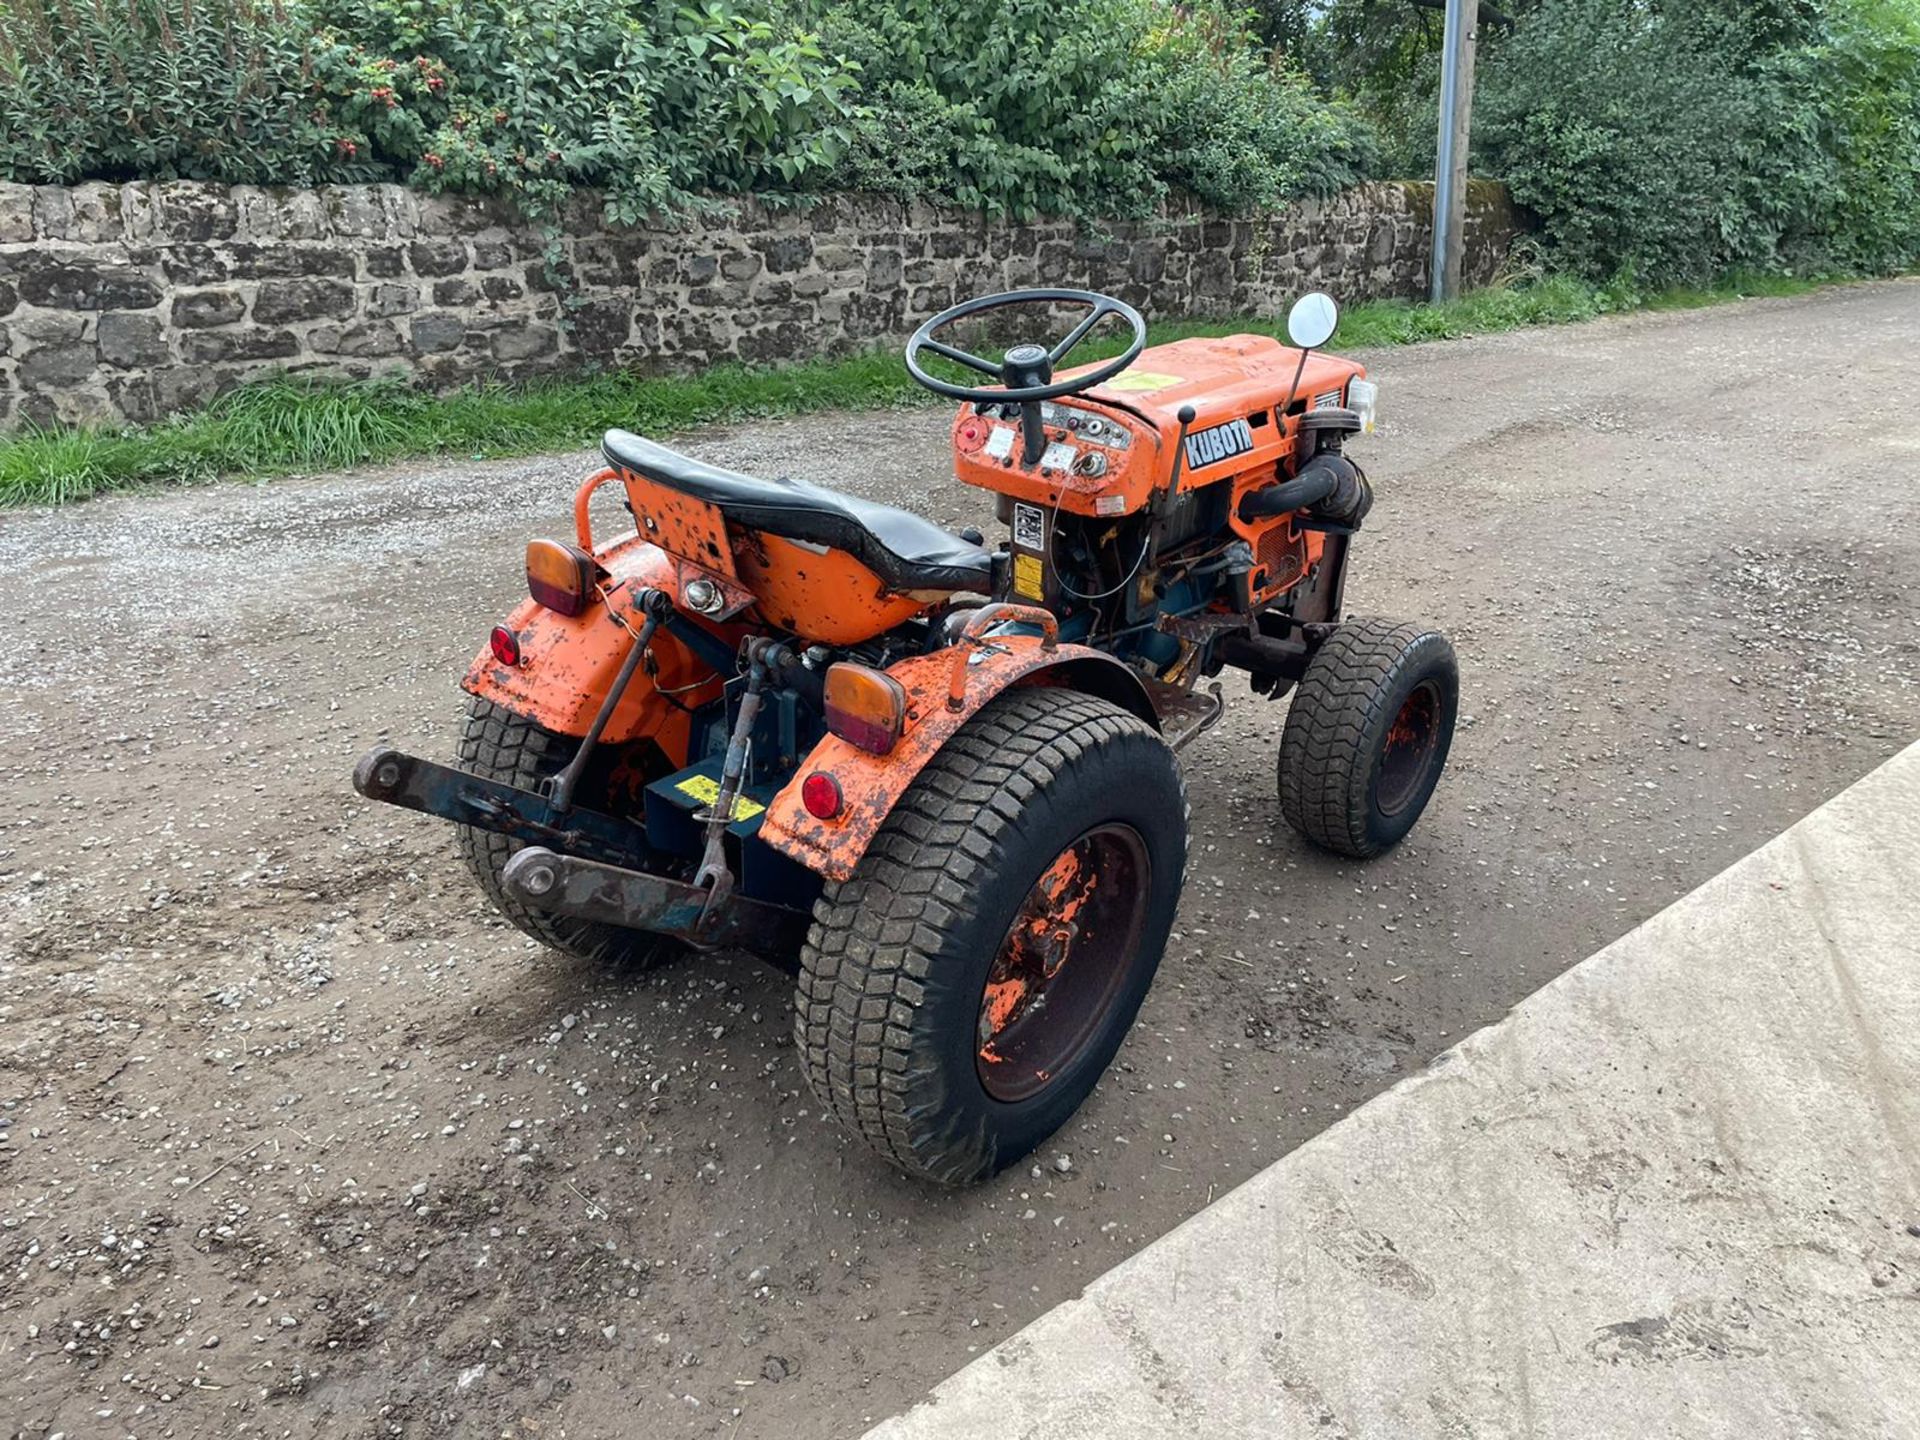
[0, 180, 1522, 429]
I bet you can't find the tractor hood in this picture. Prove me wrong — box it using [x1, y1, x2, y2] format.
[1081, 334, 1366, 429]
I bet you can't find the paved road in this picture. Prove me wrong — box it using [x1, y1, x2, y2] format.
[1, 279, 1916, 1439]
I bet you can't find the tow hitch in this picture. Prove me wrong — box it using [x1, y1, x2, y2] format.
[352, 746, 657, 869]
[503, 847, 803, 955]
[350, 748, 802, 956]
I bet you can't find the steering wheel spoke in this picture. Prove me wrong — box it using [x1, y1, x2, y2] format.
[904, 288, 1148, 405]
[1048, 300, 1112, 366]
[921, 337, 1001, 377]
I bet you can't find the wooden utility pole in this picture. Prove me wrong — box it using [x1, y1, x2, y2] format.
[1429, 0, 1478, 302]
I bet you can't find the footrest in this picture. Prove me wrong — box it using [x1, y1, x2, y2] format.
[1144, 679, 1226, 753]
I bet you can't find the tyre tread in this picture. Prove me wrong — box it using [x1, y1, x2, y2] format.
[1278, 618, 1454, 859]
[456, 697, 677, 969]
[795, 688, 1183, 1183]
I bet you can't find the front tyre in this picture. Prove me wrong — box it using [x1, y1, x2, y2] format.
[1278, 618, 1458, 859]
[796, 689, 1187, 1185]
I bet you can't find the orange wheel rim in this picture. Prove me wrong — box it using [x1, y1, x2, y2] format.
[975, 824, 1150, 1103]
[1376, 681, 1441, 816]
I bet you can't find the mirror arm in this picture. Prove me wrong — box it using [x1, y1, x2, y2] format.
[1279, 345, 1313, 427]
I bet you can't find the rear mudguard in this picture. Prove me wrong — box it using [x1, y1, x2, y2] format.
[461, 532, 737, 757]
[758, 637, 1158, 883]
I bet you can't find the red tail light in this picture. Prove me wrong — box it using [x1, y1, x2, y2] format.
[801, 772, 844, 820]
[489, 626, 522, 666]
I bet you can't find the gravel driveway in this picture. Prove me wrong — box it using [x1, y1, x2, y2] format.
[2, 278, 1916, 1439]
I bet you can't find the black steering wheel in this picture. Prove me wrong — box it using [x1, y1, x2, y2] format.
[905, 288, 1148, 403]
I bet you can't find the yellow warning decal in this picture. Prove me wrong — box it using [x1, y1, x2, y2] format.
[1100, 370, 1184, 393]
[675, 774, 766, 820]
[1012, 553, 1046, 600]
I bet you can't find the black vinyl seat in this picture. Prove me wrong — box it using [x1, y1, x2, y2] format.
[603, 430, 993, 593]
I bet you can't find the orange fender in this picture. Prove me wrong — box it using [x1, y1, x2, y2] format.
[461, 532, 733, 760]
[758, 637, 1158, 882]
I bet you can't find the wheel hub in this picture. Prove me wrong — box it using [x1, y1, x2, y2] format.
[976, 824, 1150, 1103]
[1376, 681, 1442, 816]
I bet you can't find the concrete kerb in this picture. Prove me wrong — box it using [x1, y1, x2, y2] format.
[869, 739, 1920, 1439]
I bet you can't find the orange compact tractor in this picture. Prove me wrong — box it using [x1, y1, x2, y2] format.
[354, 288, 1457, 1183]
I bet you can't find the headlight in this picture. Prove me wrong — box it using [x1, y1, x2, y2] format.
[1347, 378, 1378, 434]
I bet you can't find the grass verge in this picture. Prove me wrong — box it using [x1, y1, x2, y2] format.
[0, 269, 1836, 508]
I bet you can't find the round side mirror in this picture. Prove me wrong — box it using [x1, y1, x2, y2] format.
[1287, 292, 1339, 350]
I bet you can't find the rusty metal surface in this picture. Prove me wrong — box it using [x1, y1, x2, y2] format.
[351, 746, 657, 869]
[731, 530, 931, 644]
[460, 532, 734, 748]
[1155, 610, 1249, 645]
[500, 846, 805, 956]
[758, 638, 1147, 883]
[944, 603, 1059, 710]
[1143, 679, 1226, 752]
[615, 467, 741, 581]
[950, 334, 1364, 522]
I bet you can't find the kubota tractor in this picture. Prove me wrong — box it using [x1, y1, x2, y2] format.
[353, 287, 1458, 1184]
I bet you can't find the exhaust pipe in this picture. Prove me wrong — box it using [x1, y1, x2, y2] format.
[1238, 451, 1373, 526]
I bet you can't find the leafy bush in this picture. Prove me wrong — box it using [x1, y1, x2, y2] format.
[1807, 0, 1920, 273]
[1146, 3, 1379, 209]
[298, 0, 860, 222]
[1338, 0, 1920, 285]
[824, 0, 1375, 217]
[8, 0, 1907, 270]
[0, 0, 341, 186]
[0, 0, 861, 220]
[1468, 2, 1776, 284]
[823, 0, 1170, 216]
[0, 0, 1377, 219]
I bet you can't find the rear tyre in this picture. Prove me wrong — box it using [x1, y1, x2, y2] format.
[796, 688, 1187, 1185]
[456, 697, 684, 972]
[1278, 619, 1458, 859]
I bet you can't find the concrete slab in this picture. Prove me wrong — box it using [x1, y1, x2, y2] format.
[870, 741, 1920, 1440]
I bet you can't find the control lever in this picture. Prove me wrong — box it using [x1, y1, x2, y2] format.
[692, 641, 778, 923]
[1164, 404, 1198, 498]
[549, 587, 671, 813]
[1147, 404, 1199, 570]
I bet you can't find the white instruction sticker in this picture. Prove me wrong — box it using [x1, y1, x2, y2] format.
[1040, 441, 1078, 471]
[1012, 502, 1046, 551]
[984, 425, 1015, 460]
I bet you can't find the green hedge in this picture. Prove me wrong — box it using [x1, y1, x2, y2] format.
[0, 0, 1373, 221]
[1472, 0, 1920, 284]
[821, 0, 1376, 215]
[1296, 0, 1920, 286]
[7, 0, 1910, 281]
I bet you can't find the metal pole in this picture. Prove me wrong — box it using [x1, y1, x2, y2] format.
[1430, 0, 1477, 302]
